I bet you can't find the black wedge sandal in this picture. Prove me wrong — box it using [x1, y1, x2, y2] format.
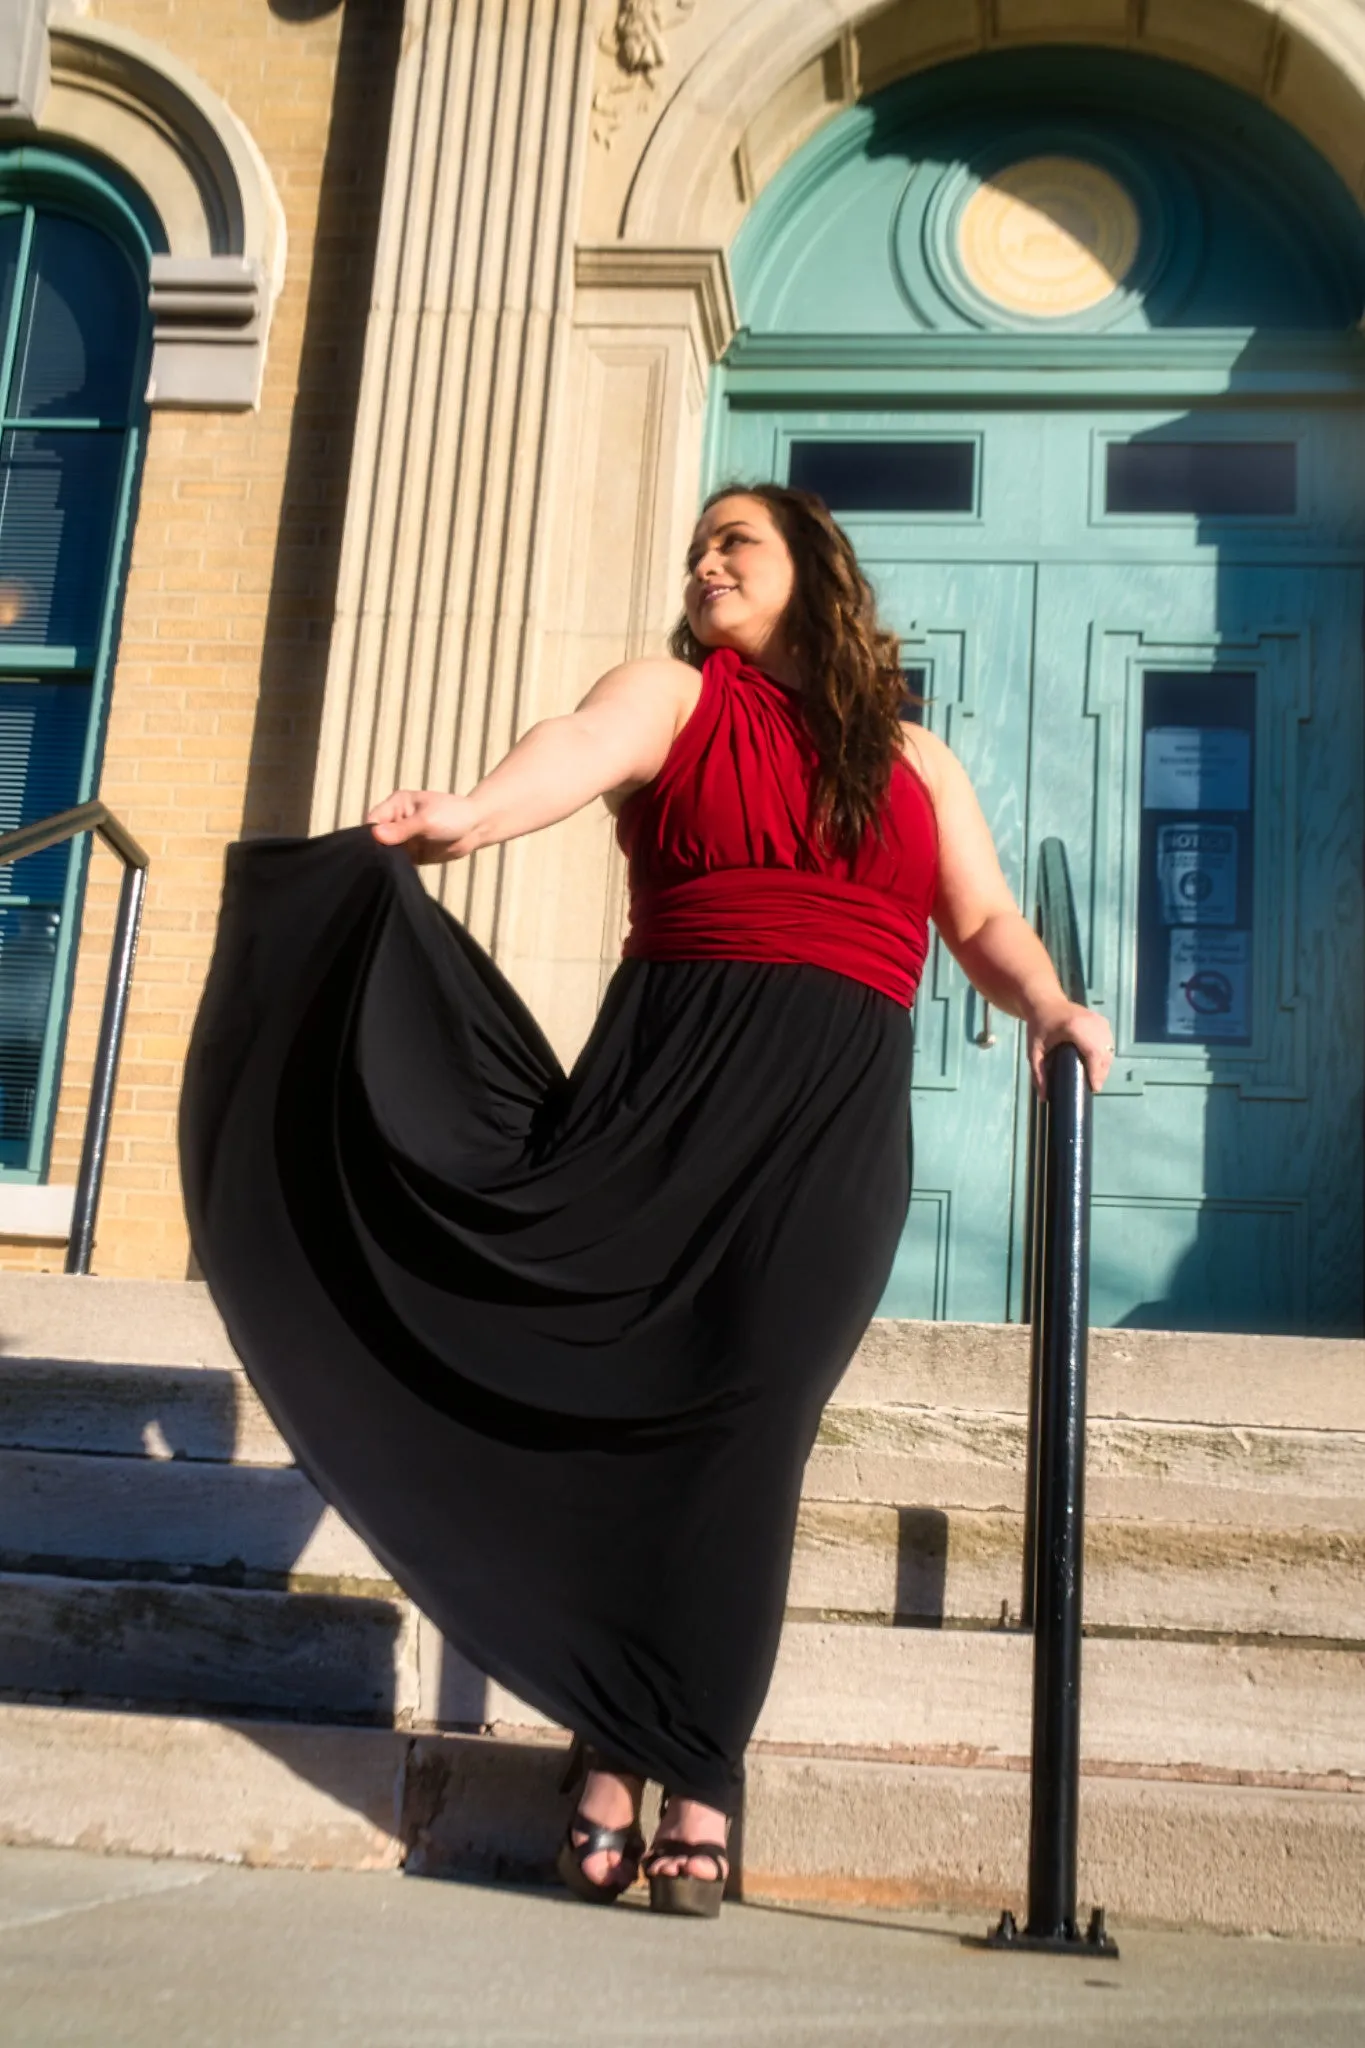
[643, 1800, 730, 1919]
[555, 1737, 645, 1907]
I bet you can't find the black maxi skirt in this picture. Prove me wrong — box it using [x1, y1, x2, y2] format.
[179, 828, 914, 1813]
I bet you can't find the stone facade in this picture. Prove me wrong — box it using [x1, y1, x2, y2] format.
[4, 0, 1365, 1275]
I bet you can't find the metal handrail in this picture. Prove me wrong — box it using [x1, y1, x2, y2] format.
[989, 837, 1115, 1959]
[0, 802, 149, 1275]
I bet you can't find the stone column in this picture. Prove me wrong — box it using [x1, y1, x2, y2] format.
[310, 0, 597, 961]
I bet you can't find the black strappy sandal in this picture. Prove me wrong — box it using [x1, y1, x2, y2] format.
[643, 1796, 730, 1919]
[555, 1737, 645, 1907]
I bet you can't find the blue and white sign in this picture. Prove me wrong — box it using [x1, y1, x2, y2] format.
[1166, 928, 1250, 1039]
[1157, 822, 1238, 925]
[1144, 726, 1251, 812]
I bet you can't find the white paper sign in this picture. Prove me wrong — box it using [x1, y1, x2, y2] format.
[1157, 823, 1238, 925]
[1144, 727, 1251, 812]
[1166, 929, 1250, 1039]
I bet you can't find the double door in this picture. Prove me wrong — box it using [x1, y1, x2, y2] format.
[718, 402, 1365, 1333]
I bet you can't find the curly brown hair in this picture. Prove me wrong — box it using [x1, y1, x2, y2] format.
[668, 481, 907, 856]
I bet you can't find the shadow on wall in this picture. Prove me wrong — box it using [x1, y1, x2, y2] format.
[241, 0, 405, 842]
[896, 1506, 950, 1626]
[269, 2, 346, 21]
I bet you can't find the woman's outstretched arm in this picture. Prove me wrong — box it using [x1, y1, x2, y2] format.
[367, 657, 701, 863]
[904, 725, 1115, 1096]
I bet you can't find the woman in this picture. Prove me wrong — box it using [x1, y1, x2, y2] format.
[180, 484, 1112, 1920]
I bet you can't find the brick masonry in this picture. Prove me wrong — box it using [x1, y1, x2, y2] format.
[0, 0, 403, 1276]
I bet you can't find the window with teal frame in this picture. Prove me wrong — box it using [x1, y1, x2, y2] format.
[0, 153, 152, 1179]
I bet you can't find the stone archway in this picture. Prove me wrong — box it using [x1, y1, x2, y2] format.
[613, 0, 1365, 248]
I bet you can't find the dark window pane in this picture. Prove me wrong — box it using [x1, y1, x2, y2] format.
[899, 664, 927, 725]
[1106, 442, 1296, 517]
[0, 429, 125, 647]
[789, 441, 975, 513]
[10, 214, 143, 420]
[0, 902, 63, 1163]
[0, 679, 91, 902]
[0, 680, 89, 1161]
[1135, 671, 1256, 1047]
[0, 212, 23, 364]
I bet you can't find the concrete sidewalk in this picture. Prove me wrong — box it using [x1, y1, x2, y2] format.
[1, 1846, 1363, 2048]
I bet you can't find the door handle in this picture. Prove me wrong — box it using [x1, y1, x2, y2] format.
[976, 998, 997, 1049]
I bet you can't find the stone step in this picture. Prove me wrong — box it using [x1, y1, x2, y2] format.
[0, 1359, 287, 1466]
[6, 1565, 1360, 1785]
[0, 1447, 386, 1583]
[757, 1624, 1365, 1782]
[1, 1702, 1361, 1941]
[7, 1358, 1362, 1533]
[789, 1501, 1365, 1639]
[0, 1276, 240, 1372]
[809, 1406, 1365, 1526]
[0, 1572, 417, 1721]
[845, 1320, 1365, 1431]
[6, 1434, 1361, 1642]
[3, 1268, 1360, 1428]
[470, 1620, 1365, 1787]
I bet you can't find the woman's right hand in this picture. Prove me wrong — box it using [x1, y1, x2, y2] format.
[366, 789, 482, 863]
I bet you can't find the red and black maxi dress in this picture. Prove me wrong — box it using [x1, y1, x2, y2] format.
[179, 646, 939, 1815]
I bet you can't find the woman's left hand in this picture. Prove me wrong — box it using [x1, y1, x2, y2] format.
[1027, 1004, 1116, 1098]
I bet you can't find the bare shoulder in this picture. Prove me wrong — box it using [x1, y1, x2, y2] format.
[579, 654, 702, 712]
[897, 721, 965, 809]
[579, 656, 704, 815]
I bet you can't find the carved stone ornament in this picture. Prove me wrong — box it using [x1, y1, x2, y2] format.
[592, 0, 695, 150]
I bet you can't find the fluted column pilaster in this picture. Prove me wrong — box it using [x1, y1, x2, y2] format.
[311, 0, 596, 950]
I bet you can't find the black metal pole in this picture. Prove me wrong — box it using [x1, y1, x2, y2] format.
[1019, 1085, 1046, 1632]
[988, 1043, 1116, 1958]
[65, 861, 147, 1275]
[1025, 1042, 1090, 1939]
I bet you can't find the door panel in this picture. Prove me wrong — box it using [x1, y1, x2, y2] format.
[856, 557, 1034, 1321]
[1029, 561, 1364, 1332]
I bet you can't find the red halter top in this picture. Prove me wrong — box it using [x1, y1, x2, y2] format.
[615, 646, 939, 1008]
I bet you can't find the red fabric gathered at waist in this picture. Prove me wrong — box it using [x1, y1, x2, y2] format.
[623, 868, 929, 1009]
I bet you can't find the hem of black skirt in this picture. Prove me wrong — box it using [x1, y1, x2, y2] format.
[567, 1726, 744, 1818]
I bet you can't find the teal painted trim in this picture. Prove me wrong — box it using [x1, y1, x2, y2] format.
[700, 372, 730, 498]
[0, 649, 93, 672]
[25, 421, 150, 1186]
[0, 206, 33, 413]
[720, 332, 1365, 405]
[0, 148, 163, 264]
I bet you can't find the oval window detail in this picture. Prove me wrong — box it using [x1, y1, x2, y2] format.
[957, 157, 1141, 318]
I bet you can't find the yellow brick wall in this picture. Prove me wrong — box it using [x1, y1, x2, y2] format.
[0, 0, 402, 1275]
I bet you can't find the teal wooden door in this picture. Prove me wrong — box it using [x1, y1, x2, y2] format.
[716, 401, 1365, 1333]
[709, 46, 1365, 1332]
[869, 560, 1033, 1321]
[1031, 556, 1364, 1333]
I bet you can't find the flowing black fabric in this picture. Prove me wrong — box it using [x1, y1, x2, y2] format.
[180, 826, 913, 1810]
